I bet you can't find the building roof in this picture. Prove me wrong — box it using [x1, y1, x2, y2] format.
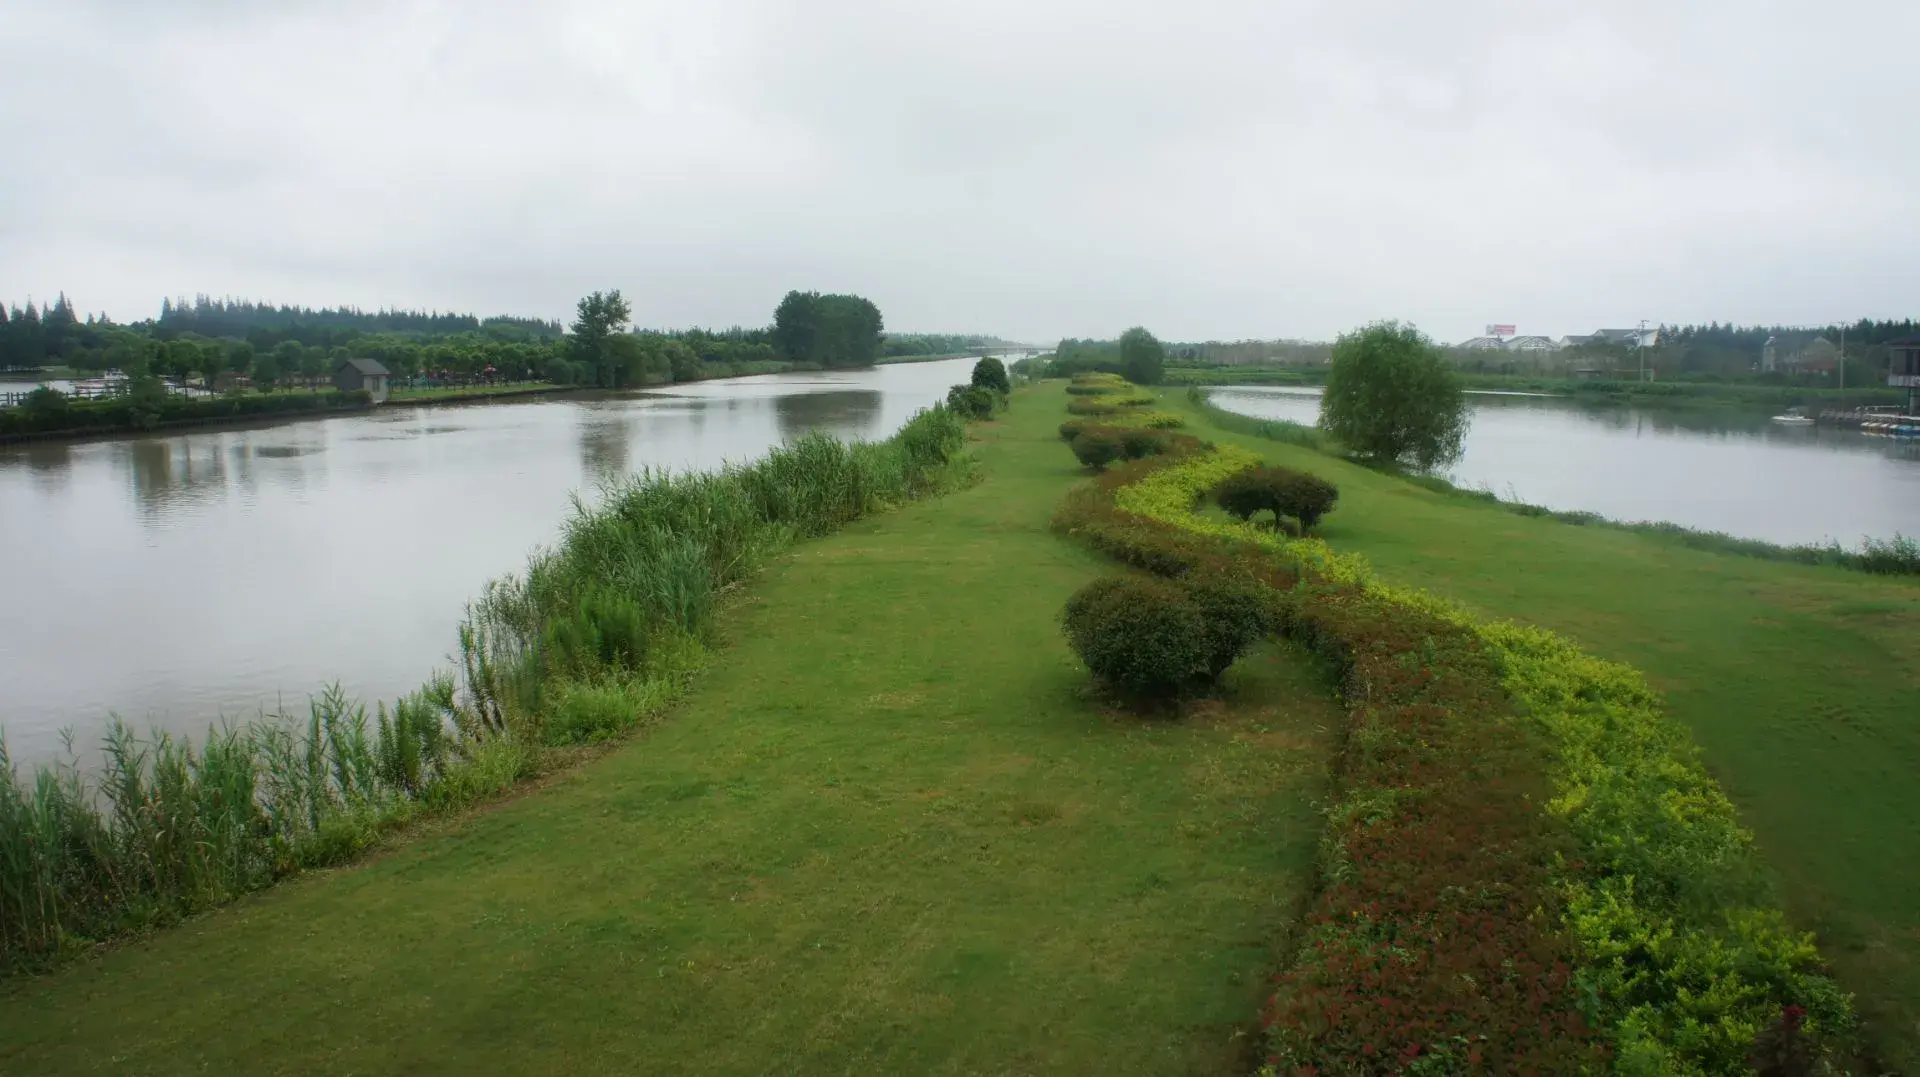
[337, 357, 390, 376]
[1884, 335, 1920, 347]
[1456, 336, 1507, 350]
[1505, 335, 1560, 349]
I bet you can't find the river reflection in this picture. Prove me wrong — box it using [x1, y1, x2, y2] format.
[0, 357, 982, 764]
[1206, 386, 1920, 546]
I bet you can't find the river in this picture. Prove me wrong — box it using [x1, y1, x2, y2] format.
[0, 358, 984, 764]
[1205, 386, 1920, 547]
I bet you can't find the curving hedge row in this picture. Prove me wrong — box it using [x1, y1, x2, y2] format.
[1048, 380, 1855, 1073]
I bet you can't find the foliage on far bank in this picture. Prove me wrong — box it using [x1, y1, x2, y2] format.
[0, 403, 974, 974]
[772, 290, 885, 369]
[0, 384, 372, 438]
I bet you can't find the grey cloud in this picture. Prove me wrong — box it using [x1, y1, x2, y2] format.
[3, 0, 1916, 342]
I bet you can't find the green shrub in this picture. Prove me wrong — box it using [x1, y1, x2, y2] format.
[1213, 466, 1339, 531]
[1070, 431, 1124, 469]
[1066, 397, 1122, 417]
[1062, 576, 1212, 703]
[1180, 571, 1269, 678]
[1118, 428, 1169, 460]
[1058, 420, 1086, 442]
[945, 383, 999, 419]
[1137, 411, 1184, 429]
[547, 682, 638, 743]
[969, 356, 1011, 395]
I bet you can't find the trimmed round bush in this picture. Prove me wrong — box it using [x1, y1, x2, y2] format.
[1063, 576, 1212, 703]
[1213, 465, 1340, 532]
[1059, 420, 1086, 442]
[1119, 428, 1170, 460]
[1275, 471, 1339, 529]
[1070, 431, 1123, 469]
[1180, 571, 1269, 677]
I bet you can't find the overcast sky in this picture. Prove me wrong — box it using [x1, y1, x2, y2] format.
[2, 1, 1914, 343]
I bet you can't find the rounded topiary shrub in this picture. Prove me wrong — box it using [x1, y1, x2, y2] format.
[1059, 420, 1086, 442]
[1213, 465, 1340, 532]
[1070, 431, 1123, 469]
[1180, 571, 1269, 678]
[1063, 576, 1211, 703]
[1119, 428, 1169, 460]
[1274, 470, 1339, 529]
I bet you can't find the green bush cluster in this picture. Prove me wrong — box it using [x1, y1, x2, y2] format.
[1061, 572, 1264, 705]
[0, 386, 373, 438]
[945, 383, 999, 419]
[1055, 427, 1858, 1072]
[1066, 424, 1180, 470]
[1212, 465, 1339, 532]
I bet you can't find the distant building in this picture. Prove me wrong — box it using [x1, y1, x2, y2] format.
[1888, 335, 1920, 412]
[333, 357, 391, 403]
[1504, 335, 1560, 352]
[1761, 335, 1839, 375]
[1456, 336, 1509, 350]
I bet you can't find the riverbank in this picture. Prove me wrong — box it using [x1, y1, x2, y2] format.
[1196, 398, 1920, 576]
[1161, 388, 1920, 1069]
[0, 390, 375, 446]
[1163, 364, 1911, 409]
[0, 387, 1340, 1073]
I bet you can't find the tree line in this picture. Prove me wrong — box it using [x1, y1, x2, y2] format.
[4, 288, 1006, 396]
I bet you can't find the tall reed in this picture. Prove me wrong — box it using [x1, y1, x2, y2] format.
[0, 404, 970, 972]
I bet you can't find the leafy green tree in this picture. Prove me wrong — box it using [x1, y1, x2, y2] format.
[272, 340, 304, 383]
[225, 340, 254, 381]
[196, 342, 224, 392]
[252, 350, 282, 391]
[772, 290, 883, 368]
[1319, 321, 1468, 470]
[301, 346, 327, 390]
[568, 290, 633, 387]
[772, 290, 819, 365]
[970, 356, 1010, 394]
[1119, 327, 1165, 385]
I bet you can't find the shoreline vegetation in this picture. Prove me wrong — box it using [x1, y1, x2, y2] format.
[1190, 394, 1920, 578]
[0, 356, 990, 446]
[1162, 363, 1912, 410]
[0, 404, 973, 973]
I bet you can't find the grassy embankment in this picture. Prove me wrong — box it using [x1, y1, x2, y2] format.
[1159, 390, 1920, 1070]
[0, 389, 1341, 1074]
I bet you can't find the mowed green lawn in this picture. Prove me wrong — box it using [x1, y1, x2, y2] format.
[0, 389, 1338, 1075]
[1173, 392, 1920, 1069]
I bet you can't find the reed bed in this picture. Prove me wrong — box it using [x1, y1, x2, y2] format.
[0, 406, 970, 972]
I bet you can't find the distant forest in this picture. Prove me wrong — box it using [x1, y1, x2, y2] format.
[0, 292, 1011, 391]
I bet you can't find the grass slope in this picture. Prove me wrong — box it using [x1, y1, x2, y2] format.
[0, 389, 1338, 1075]
[1169, 391, 1920, 1069]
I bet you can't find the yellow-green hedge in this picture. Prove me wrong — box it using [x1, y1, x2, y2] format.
[1113, 446, 1855, 1073]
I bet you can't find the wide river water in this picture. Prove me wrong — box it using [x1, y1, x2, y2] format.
[1206, 385, 1920, 547]
[0, 358, 982, 764]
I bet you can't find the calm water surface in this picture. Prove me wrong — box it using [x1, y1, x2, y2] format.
[1206, 386, 1920, 546]
[0, 359, 980, 763]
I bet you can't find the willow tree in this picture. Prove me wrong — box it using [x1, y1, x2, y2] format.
[1318, 321, 1467, 470]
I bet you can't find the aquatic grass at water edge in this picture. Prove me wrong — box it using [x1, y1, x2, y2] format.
[0, 405, 970, 972]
